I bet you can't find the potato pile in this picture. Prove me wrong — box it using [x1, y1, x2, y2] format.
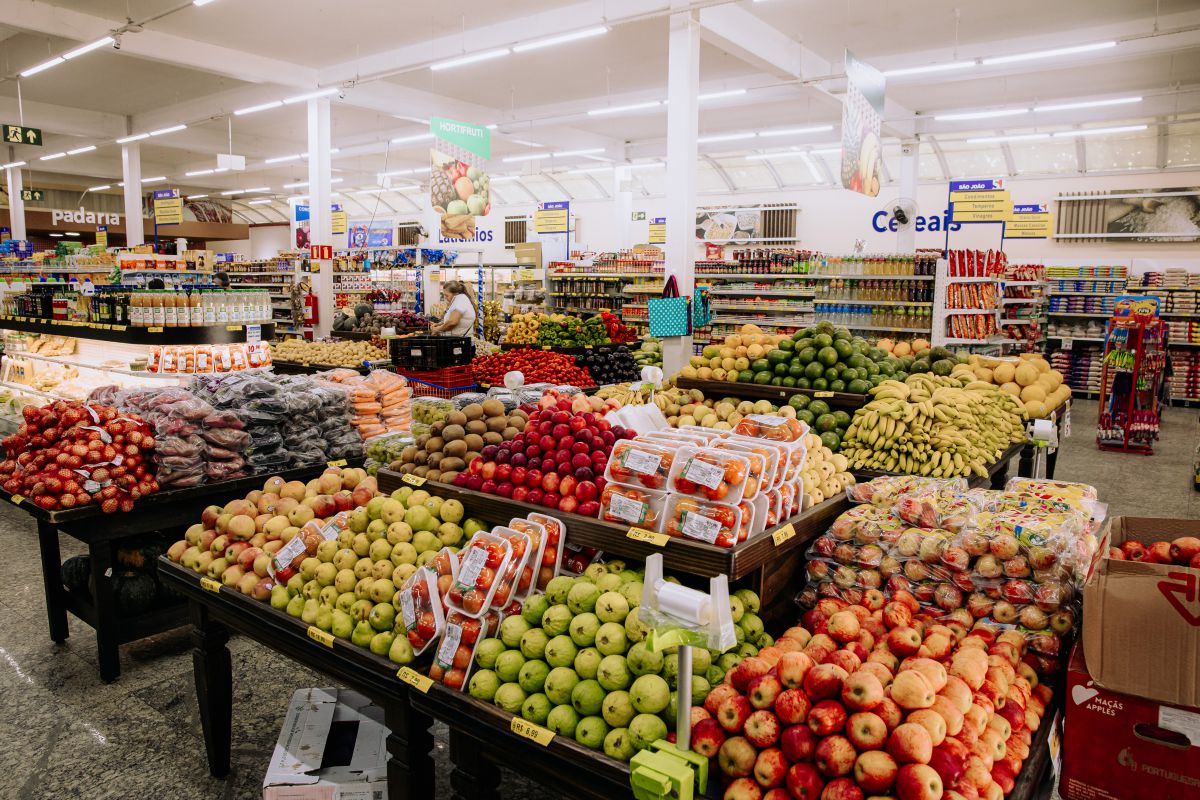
[271, 339, 388, 367]
[389, 399, 527, 485]
[952, 353, 1071, 419]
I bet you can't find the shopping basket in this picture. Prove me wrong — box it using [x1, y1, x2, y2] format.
[396, 365, 477, 400]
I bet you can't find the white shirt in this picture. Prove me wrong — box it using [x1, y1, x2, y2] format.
[446, 293, 476, 336]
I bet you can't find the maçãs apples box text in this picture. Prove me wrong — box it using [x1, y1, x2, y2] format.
[1082, 516, 1200, 708]
[1060, 645, 1200, 800]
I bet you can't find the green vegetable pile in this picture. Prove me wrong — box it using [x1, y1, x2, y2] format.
[537, 315, 610, 347]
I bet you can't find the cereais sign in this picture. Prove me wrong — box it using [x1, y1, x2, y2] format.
[52, 208, 120, 227]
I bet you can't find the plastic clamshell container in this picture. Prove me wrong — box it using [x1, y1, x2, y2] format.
[397, 567, 444, 656]
[446, 530, 513, 619]
[599, 485, 668, 531]
[763, 490, 783, 529]
[488, 527, 532, 612]
[526, 512, 566, 587]
[605, 439, 677, 492]
[508, 518, 549, 598]
[674, 425, 730, 442]
[712, 439, 777, 500]
[640, 430, 711, 449]
[560, 543, 603, 576]
[737, 499, 756, 542]
[748, 493, 770, 535]
[781, 480, 799, 517]
[665, 495, 744, 548]
[734, 414, 808, 443]
[667, 446, 753, 505]
[430, 608, 501, 691]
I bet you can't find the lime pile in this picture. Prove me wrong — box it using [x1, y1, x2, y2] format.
[786, 395, 854, 452]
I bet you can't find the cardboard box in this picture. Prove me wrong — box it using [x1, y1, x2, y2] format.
[1060, 645, 1200, 800]
[1082, 515, 1200, 708]
[263, 688, 388, 800]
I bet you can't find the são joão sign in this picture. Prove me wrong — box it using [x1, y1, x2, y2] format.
[872, 208, 961, 233]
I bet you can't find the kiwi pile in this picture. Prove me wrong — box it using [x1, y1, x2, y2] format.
[389, 398, 527, 484]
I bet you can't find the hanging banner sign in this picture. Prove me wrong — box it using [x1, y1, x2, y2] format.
[648, 218, 666, 244]
[0, 227, 9, 242]
[153, 189, 183, 226]
[535, 201, 569, 233]
[96, 226, 108, 248]
[840, 50, 885, 198]
[430, 117, 492, 243]
[331, 205, 347, 235]
[950, 179, 1011, 222]
[1004, 204, 1055, 239]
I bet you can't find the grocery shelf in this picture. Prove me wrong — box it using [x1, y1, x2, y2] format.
[0, 316, 273, 345]
[813, 299, 932, 307]
[941, 336, 1010, 345]
[1001, 317, 1047, 325]
[708, 288, 816, 296]
[794, 274, 935, 281]
[1003, 297, 1044, 304]
[713, 316, 812, 326]
[0, 379, 61, 400]
[845, 323, 933, 333]
[1002, 280, 1043, 286]
[1048, 311, 1112, 317]
[1047, 334, 1107, 342]
[944, 276, 998, 283]
[1047, 291, 1122, 297]
[696, 272, 812, 280]
[223, 270, 295, 276]
[1168, 341, 1200, 347]
[944, 308, 1000, 316]
[3, 349, 180, 379]
[711, 304, 813, 312]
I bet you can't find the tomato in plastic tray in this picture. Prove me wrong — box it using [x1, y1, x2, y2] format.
[713, 439, 778, 499]
[429, 608, 500, 690]
[508, 517, 551, 595]
[525, 512, 567, 585]
[488, 527, 532, 613]
[599, 485, 667, 530]
[734, 414, 807, 442]
[605, 440, 675, 491]
[398, 567, 444, 656]
[665, 496, 744, 548]
[445, 531, 513, 618]
[667, 446, 752, 505]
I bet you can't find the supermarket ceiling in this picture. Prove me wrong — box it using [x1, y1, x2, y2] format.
[0, 0, 1198, 223]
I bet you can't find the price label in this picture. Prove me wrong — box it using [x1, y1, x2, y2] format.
[402, 474, 426, 487]
[541, 345, 551, 351]
[147, 326, 164, 333]
[510, 717, 555, 745]
[112, 324, 127, 331]
[397, 667, 434, 692]
[814, 391, 835, 398]
[200, 577, 222, 593]
[307, 626, 335, 647]
[1061, 337, 1073, 350]
[10, 494, 23, 505]
[771, 523, 797, 547]
[627, 527, 670, 547]
[226, 325, 242, 332]
[327, 459, 348, 468]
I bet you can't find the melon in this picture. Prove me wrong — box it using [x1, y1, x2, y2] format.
[1014, 363, 1039, 387]
[741, 324, 763, 335]
[877, 338, 895, 353]
[726, 335, 743, 348]
[1031, 358, 1051, 374]
[992, 362, 1016, 384]
[1046, 370, 1064, 388]
[1023, 400, 1048, 419]
[973, 366, 994, 383]
[912, 338, 931, 352]
[893, 341, 912, 356]
[1000, 382, 1021, 397]
[1020, 384, 1047, 403]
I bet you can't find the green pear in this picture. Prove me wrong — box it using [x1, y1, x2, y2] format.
[270, 585, 290, 610]
[366, 519, 388, 542]
[301, 598, 320, 625]
[315, 605, 335, 632]
[335, 592, 356, 614]
[331, 609, 354, 640]
[351, 620, 375, 648]
[370, 631, 394, 656]
[319, 585, 338, 607]
[350, 598, 374, 621]
[388, 634, 415, 665]
[286, 594, 306, 618]
[369, 602, 395, 632]
[386, 521, 413, 545]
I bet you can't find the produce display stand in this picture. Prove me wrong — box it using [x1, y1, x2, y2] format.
[0, 315, 273, 345]
[3, 462, 352, 682]
[851, 441, 1026, 489]
[674, 376, 869, 410]
[156, 559, 435, 800]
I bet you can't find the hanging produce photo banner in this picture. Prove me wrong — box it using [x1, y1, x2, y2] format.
[840, 50, 885, 198]
[1005, 203, 1055, 238]
[153, 188, 183, 226]
[429, 117, 491, 243]
[534, 201, 569, 233]
[649, 217, 667, 244]
[950, 179, 1012, 222]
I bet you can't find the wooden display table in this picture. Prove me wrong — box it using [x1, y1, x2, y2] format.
[675, 377, 869, 410]
[851, 441, 1027, 489]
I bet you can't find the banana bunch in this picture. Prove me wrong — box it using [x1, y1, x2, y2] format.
[841, 374, 1027, 479]
[595, 382, 696, 411]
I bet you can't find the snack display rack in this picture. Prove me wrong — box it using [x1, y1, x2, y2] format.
[1044, 264, 1129, 397]
[1096, 299, 1166, 454]
[932, 250, 1005, 350]
[999, 264, 1047, 351]
[1125, 266, 1200, 405]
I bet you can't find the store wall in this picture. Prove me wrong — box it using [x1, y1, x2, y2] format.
[208, 224, 293, 258]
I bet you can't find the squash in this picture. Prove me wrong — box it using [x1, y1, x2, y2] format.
[113, 572, 158, 616]
[62, 555, 91, 594]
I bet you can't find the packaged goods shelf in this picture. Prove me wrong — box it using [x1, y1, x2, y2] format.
[787, 274, 935, 281]
[1048, 312, 1112, 317]
[0, 316, 273, 345]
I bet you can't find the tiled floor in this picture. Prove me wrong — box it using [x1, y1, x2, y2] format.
[0, 399, 1194, 799]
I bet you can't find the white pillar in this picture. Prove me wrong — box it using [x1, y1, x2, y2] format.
[307, 97, 334, 337]
[122, 143, 144, 246]
[663, 7, 700, 376]
[897, 139, 919, 252]
[6, 166, 26, 240]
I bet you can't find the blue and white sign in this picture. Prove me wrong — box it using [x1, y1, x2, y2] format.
[950, 179, 1005, 192]
[1012, 204, 1048, 214]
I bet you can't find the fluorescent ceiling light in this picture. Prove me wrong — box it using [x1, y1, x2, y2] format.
[510, 138, 544, 147]
[430, 48, 510, 71]
[982, 41, 1116, 66]
[503, 152, 550, 162]
[2, 161, 27, 169]
[284, 180, 309, 188]
[265, 154, 303, 164]
[935, 108, 1029, 121]
[512, 26, 608, 53]
[63, 38, 114, 60]
[745, 151, 805, 161]
[142, 176, 167, 184]
[698, 132, 757, 144]
[552, 148, 606, 157]
[884, 61, 975, 77]
[391, 132, 435, 144]
[1052, 124, 1148, 138]
[699, 89, 747, 101]
[760, 125, 835, 137]
[966, 133, 1051, 144]
[40, 152, 67, 161]
[221, 187, 271, 195]
[48, 233, 62, 238]
[87, 184, 111, 192]
[284, 88, 339, 104]
[485, 123, 498, 130]
[355, 188, 386, 195]
[1034, 96, 1141, 112]
[20, 57, 64, 77]
[67, 145, 96, 155]
[588, 101, 661, 116]
[149, 124, 187, 136]
[567, 167, 612, 174]
[247, 199, 273, 205]
[194, 0, 218, 5]
[188, 194, 208, 199]
[234, 100, 283, 116]
[116, 133, 150, 144]
[411, 167, 430, 174]
[186, 169, 215, 177]
[64, 231, 80, 236]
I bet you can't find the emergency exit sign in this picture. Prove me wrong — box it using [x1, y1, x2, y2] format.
[4, 125, 42, 146]
[20, 189, 44, 202]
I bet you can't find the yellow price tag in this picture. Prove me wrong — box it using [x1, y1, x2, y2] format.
[397, 667, 434, 693]
[327, 459, 348, 468]
[307, 626, 335, 647]
[541, 345, 551, 351]
[814, 391, 835, 398]
[402, 474, 426, 487]
[10, 494, 24, 505]
[510, 717, 554, 745]
[147, 326, 164, 333]
[112, 324, 127, 331]
[226, 325, 242, 331]
[200, 577, 222, 593]
[627, 527, 670, 547]
[771, 523, 797, 547]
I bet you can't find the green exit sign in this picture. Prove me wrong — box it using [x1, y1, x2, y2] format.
[20, 189, 44, 202]
[4, 125, 42, 147]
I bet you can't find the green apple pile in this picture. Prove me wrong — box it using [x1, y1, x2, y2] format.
[464, 561, 766, 763]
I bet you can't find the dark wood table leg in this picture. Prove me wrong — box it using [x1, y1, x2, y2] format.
[449, 729, 501, 800]
[384, 697, 435, 800]
[36, 521, 69, 643]
[88, 539, 120, 682]
[190, 601, 232, 779]
[1017, 443, 1034, 480]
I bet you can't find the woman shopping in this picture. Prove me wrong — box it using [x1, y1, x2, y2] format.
[430, 279, 478, 336]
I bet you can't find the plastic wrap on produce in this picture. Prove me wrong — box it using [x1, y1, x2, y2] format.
[482, 389, 518, 411]
[845, 475, 969, 506]
[550, 384, 584, 396]
[452, 392, 487, 409]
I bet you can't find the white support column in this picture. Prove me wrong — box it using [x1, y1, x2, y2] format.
[307, 97, 334, 337]
[613, 165, 634, 250]
[122, 143, 145, 246]
[897, 139, 919, 252]
[6, 165, 26, 240]
[663, 6, 700, 376]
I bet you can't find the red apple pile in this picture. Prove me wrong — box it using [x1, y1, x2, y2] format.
[452, 395, 636, 516]
[693, 593, 1052, 800]
[1110, 536, 1200, 568]
[0, 400, 158, 513]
